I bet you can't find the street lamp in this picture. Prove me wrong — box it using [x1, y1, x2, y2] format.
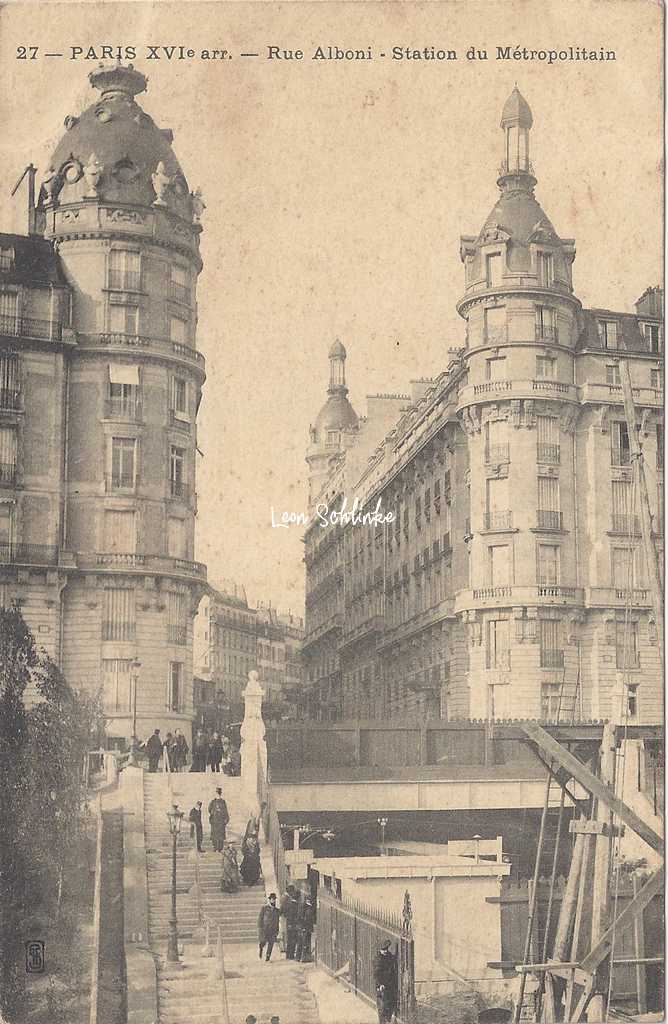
[377, 817, 388, 854]
[287, 824, 336, 849]
[166, 804, 184, 962]
[128, 659, 142, 766]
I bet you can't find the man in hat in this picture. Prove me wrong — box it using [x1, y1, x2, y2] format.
[145, 729, 163, 773]
[281, 884, 300, 959]
[257, 892, 280, 962]
[188, 800, 204, 853]
[296, 893, 316, 962]
[373, 940, 398, 1023]
[208, 787, 230, 852]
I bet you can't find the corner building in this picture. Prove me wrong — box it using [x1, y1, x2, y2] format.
[303, 89, 663, 725]
[0, 64, 207, 741]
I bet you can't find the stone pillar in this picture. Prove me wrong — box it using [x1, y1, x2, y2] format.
[240, 670, 267, 814]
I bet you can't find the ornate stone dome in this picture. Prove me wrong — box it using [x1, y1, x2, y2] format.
[478, 190, 558, 249]
[314, 393, 359, 434]
[41, 64, 193, 221]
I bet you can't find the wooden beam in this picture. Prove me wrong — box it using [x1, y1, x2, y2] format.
[580, 867, 664, 975]
[520, 723, 664, 853]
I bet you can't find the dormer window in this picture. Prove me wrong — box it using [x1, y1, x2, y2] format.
[0, 248, 15, 273]
[326, 430, 340, 446]
[486, 253, 502, 288]
[597, 320, 618, 350]
[537, 252, 554, 287]
[643, 323, 661, 353]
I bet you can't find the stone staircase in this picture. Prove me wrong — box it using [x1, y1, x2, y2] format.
[142, 771, 320, 1024]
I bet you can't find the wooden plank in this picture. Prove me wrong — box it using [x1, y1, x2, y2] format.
[580, 867, 664, 975]
[632, 873, 648, 1015]
[520, 723, 664, 854]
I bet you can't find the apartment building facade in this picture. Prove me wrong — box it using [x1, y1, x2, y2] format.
[302, 88, 663, 725]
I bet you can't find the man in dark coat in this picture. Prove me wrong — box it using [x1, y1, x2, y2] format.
[188, 801, 204, 852]
[257, 892, 280, 962]
[281, 885, 301, 959]
[173, 729, 189, 772]
[208, 787, 230, 852]
[208, 731, 224, 772]
[296, 894, 316, 962]
[373, 940, 398, 1023]
[146, 729, 163, 772]
[191, 730, 207, 772]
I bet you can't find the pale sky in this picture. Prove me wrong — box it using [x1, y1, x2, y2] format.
[0, 1, 662, 613]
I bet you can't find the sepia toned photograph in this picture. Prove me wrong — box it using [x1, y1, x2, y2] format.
[0, 2, 664, 1023]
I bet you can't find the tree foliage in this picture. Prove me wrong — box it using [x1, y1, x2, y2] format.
[0, 604, 103, 1017]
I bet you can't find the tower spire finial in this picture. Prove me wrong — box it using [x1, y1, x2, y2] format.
[498, 86, 535, 192]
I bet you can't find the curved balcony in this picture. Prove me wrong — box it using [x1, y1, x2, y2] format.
[78, 332, 205, 376]
[81, 551, 207, 581]
[455, 585, 584, 612]
[457, 377, 577, 412]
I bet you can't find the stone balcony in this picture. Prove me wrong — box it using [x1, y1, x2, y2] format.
[78, 332, 206, 377]
[78, 551, 207, 582]
[455, 585, 584, 612]
[457, 377, 577, 412]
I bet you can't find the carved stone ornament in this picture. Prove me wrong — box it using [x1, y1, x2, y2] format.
[107, 208, 146, 225]
[481, 222, 510, 244]
[190, 188, 205, 224]
[61, 210, 80, 223]
[41, 168, 59, 205]
[83, 153, 103, 197]
[560, 405, 579, 434]
[64, 115, 79, 130]
[151, 161, 171, 206]
[596, 405, 611, 435]
[640, 408, 652, 438]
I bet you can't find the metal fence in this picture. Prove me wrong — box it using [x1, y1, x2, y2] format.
[315, 889, 416, 1023]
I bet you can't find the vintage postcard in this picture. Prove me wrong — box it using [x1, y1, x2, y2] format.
[0, 1, 663, 1023]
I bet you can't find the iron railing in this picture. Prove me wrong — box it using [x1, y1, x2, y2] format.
[611, 446, 632, 467]
[170, 479, 189, 501]
[315, 890, 416, 1023]
[0, 542, 58, 565]
[535, 324, 558, 342]
[0, 387, 21, 412]
[540, 649, 565, 669]
[105, 397, 141, 420]
[485, 443, 510, 464]
[484, 510, 513, 530]
[169, 280, 190, 304]
[107, 269, 142, 292]
[0, 312, 62, 342]
[537, 510, 562, 530]
[537, 443, 560, 464]
[611, 514, 641, 535]
[0, 461, 17, 486]
[168, 625, 187, 646]
[101, 622, 136, 642]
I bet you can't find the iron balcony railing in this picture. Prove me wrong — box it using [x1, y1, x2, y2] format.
[107, 269, 142, 292]
[0, 542, 58, 565]
[537, 442, 560, 464]
[0, 387, 21, 412]
[611, 447, 632, 467]
[611, 514, 641, 535]
[170, 479, 189, 502]
[535, 324, 559, 342]
[107, 476, 135, 492]
[616, 649, 641, 670]
[537, 509, 563, 530]
[540, 649, 565, 669]
[169, 280, 190, 304]
[168, 625, 187, 646]
[483, 326, 508, 344]
[102, 622, 136, 642]
[0, 462, 17, 486]
[485, 443, 510, 465]
[484, 510, 513, 530]
[105, 396, 141, 420]
[0, 312, 62, 342]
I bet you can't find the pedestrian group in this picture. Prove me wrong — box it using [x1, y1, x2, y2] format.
[143, 727, 241, 775]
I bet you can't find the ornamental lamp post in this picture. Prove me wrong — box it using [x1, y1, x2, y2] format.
[377, 817, 388, 854]
[166, 803, 184, 962]
[128, 659, 142, 766]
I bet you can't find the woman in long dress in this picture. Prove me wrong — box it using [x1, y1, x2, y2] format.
[221, 842, 240, 893]
[240, 834, 262, 886]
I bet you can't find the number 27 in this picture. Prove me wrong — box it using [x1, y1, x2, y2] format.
[17, 46, 39, 59]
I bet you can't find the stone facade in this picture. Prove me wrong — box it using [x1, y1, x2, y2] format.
[0, 65, 207, 742]
[302, 89, 663, 726]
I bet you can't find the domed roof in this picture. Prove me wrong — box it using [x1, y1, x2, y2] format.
[501, 86, 533, 128]
[43, 64, 192, 220]
[478, 189, 557, 247]
[329, 339, 347, 359]
[314, 393, 358, 434]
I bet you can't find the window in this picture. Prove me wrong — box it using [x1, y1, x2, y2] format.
[650, 368, 662, 390]
[168, 591, 187, 645]
[485, 420, 509, 464]
[486, 253, 502, 288]
[0, 291, 18, 330]
[486, 476, 510, 531]
[597, 320, 618, 350]
[171, 377, 189, 421]
[170, 445, 187, 498]
[657, 424, 664, 470]
[616, 621, 640, 670]
[109, 364, 139, 417]
[104, 510, 136, 553]
[611, 421, 631, 466]
[484, 306, 506, 344]
[626, 684, 639, 718]
[168, 662, 183, 711]
[612, 547, 644, 591]
[108, 304, 138, 336]
[0, 425, 17, 485]
[536, 355, 556, 379]
[110, 438, 136, 490]
[0, 248, 15, 272]
[538, 477, 561, 530]
[167, 517, 187, 558]
[102, 587, 135, 641]
[0, 351, 20, 411]
[644, 323, 661, 353]
[170, 316, 186, 345]
[326, 430, 340, 446]
[538, 544, 560, 586]
[487, 619, 510, 670]
[537, 415, 560, 464]
[109, 249, 141, 291]
[485, 356, 507, 381]
[606, 364, 621, 385]
[170, 264, 190, 303]
[102, 658, 133, 712]
[611, 479, 637, 534]
[537, 252, 554, 287]
[536, 306, 557, 341]
[488, 544, 511, 586]
[0, 505, 11, 561]
[539, 619, 564, 668]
